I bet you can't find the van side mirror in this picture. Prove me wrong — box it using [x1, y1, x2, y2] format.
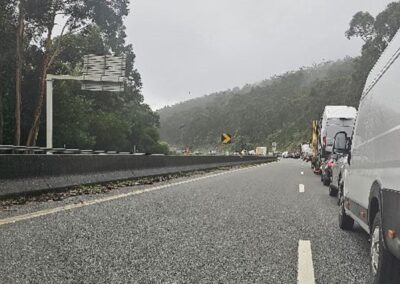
[333, 132, 348, 154]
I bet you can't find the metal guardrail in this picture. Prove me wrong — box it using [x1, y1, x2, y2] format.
[0, 145, 149, 155]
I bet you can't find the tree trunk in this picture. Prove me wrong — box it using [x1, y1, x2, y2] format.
[14, 0, 24, 146]
[26, 53, 50, 146]
[0, 75, 3, 145]
[26, 27, 53, 147]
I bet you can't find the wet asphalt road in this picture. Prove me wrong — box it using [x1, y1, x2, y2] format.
[0, 159, 370, 283]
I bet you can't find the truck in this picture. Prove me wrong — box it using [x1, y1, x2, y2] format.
[311, 120, 320, 172]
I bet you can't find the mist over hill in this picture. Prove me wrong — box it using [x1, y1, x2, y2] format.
[158, 2, 400, 153]
[158, 58, 361, 152]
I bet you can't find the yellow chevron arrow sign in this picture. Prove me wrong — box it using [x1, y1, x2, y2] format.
[221, 133, 232, 144]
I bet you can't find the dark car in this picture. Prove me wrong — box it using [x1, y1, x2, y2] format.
[320, 154, 336, 186]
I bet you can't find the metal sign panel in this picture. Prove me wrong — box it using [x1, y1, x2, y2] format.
[81, 82, 124, 92]
[81, 54, 126, 91]
[83, 54, 126, 77]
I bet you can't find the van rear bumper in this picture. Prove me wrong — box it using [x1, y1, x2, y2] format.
[382, 188, 400, 259]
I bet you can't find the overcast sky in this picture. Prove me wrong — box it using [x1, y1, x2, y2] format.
[126, 0, 394, 109]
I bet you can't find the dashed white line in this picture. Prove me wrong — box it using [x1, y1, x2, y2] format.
[299, 184, 305, 193]
[298, 240, 316, 284]
[0, 163, 271, 227]
[301, 171, 304, 175]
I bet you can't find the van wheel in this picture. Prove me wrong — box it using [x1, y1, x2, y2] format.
[329, 184, 338, 197]
[338, 196, 353, 230]
[370, 213, 400, 284]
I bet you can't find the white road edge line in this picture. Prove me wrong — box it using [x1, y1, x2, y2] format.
[299, 184, 305, 193]
[0, 163, 270, 227]
[298, 240, 316, 284]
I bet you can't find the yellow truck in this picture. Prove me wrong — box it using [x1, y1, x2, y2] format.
[311, 120, 320, 173]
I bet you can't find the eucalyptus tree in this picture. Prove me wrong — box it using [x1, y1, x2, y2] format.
[346, 2, 400, 99]
[25, 0, 130, 146]
[0, 0, 17, 144]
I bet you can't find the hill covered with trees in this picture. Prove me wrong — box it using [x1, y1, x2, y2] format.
[158, 2, 400, 152]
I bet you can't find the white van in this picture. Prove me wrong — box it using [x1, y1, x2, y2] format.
[319, 105, 357, 155]
[337, 29, 400, 283]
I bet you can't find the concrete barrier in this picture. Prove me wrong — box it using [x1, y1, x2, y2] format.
[0, 155, 276, 197]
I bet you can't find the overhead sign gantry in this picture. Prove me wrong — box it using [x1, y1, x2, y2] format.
[46, 54, 127, 148]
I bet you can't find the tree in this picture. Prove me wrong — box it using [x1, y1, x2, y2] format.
[345, 11, 375, 42]
[0, 0, 167, 153]
[26, 0, 130, 146]
[346, 2, 400, 99]
[0, 0, 17, 144]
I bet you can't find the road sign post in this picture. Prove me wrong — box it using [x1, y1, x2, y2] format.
[46, 79, 53, 148]
[46, 55, 126, 149]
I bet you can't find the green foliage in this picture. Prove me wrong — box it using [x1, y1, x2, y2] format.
[48, 28, 168, 153]
[0, 1, 168, 153]
[53, 81, 95, 149]
[347, 2, 400, 97]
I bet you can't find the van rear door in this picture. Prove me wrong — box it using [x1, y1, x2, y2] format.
[325, 118, 355, 152]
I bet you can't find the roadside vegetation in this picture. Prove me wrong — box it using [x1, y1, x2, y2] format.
[158, 2, 400, 152]
[0, 0, 168, 153]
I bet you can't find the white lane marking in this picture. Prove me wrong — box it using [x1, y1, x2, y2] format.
[301, 171, 304, 175]
[299, 184, 305, 193]
[0, 163, 271, 227]
[298, 240, 316, 284]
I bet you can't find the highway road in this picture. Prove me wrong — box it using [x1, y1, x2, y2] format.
[0, 159, 370, 283]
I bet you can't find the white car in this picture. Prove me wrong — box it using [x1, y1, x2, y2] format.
[338, 29, 400, 283]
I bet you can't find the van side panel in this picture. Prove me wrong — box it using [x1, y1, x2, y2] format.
[346, 92, 374, 209]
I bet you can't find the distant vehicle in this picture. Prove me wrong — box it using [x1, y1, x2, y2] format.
[310, 120, 321, 173]
[338, 30, 400, 283]
[292, 152, 300, 159]
[301, 143, 312, 161]
[320, 154, 336, 186]
[255, 147, 267, 156]
[328, 131, 351, 198]
[319, 105, 357, 156]
[282, 151, 289, 158]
